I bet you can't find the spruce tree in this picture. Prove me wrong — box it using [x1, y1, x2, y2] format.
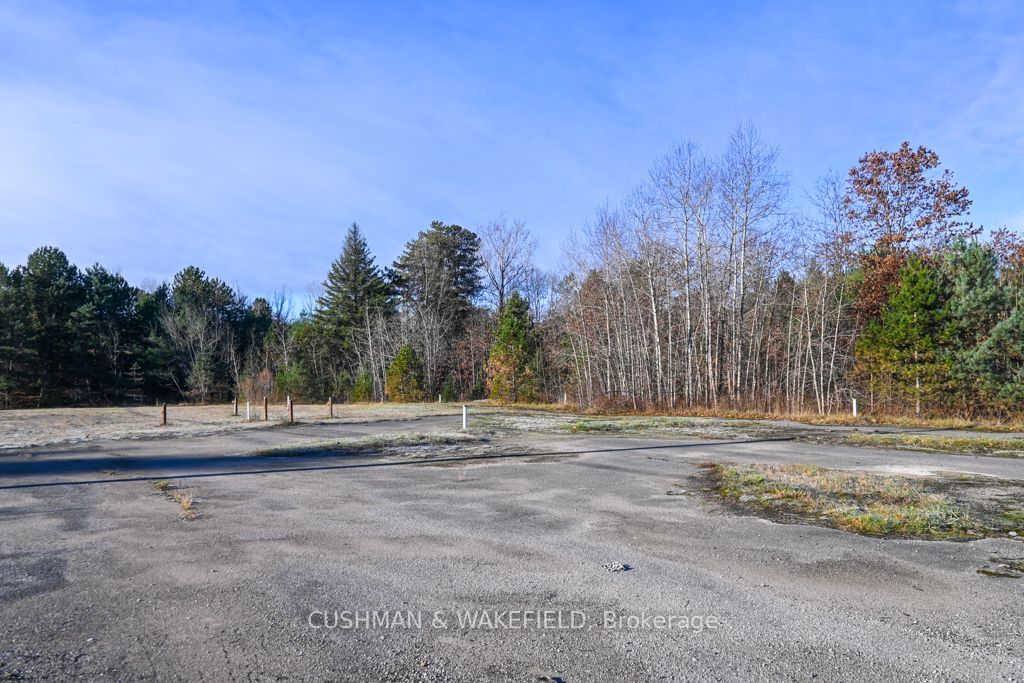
[314, 223, 391, 380]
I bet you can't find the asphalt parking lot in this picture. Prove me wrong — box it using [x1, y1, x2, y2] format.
[1, 412, 1022, 680]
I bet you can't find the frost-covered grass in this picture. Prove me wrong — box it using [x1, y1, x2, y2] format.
[709, 463, 1015, 540]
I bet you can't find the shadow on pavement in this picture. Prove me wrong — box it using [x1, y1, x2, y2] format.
[0, 437, 794, 490]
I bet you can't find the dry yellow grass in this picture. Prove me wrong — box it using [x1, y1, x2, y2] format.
[712, 463, 979, 539]
[152, 480, 197, 519]
[485, 400, 1024, 433]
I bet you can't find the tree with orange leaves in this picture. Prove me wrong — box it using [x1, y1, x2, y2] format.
[845, 142, 975, 320]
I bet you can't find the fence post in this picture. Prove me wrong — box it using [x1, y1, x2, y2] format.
[263, 396, 269, 421]
[161, 403, 167, 426]
[328, 396, 334, 418]
[462, 405, 468, 430]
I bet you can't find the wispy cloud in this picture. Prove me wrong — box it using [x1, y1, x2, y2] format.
[0, 1, 1022, 296]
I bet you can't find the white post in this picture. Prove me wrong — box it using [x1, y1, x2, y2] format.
[438, 394, 442, 403]
[246, 402, 251, 421]
[852, 398, 858, 417]
[233, 398, 238, 416]
[462, 405, 468, 430]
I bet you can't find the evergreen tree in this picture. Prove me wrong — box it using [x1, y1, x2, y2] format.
[0, 263, 28, 408]
[486, 292, 540, 402]
[854, 258, 950, 414]
[75, 265, 141, 402]
[388, 221, 482, 393]
[314, 223, 391, 381]
[942, 242, 1008, 411]
[352, 370, 374, 402]
[19, 247, 87, 405]
[385, 344, 424, 402]
[968, 307, 1024, 413]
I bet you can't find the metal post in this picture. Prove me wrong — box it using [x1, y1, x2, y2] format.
[852, 398, 858, 417]
[462, 405, 468, 430]
[161, 403, 167, 426]
[263, 396, 269, 421]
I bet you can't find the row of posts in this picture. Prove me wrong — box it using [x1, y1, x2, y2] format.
[160, 397, 861, 429]
[160, 397, 471, 429]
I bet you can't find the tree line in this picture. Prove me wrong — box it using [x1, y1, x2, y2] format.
[2, 129, 1023, 418]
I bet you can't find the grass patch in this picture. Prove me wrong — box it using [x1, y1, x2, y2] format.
[485, 401, 1024, 433]
[843, 434, 1024, 456]
[566, 420, 622, 433]
[562, 416, 708, 434]
[708, 463, 1004, 540]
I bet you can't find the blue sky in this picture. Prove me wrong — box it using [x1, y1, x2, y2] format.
[1, 1, 1022, 302]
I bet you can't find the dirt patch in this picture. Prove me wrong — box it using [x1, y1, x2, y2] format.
[699, 462, 1024, 541]
[977, 557, 1024, 578]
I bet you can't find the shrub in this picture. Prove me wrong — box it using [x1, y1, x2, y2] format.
[386, 345, 424, 402]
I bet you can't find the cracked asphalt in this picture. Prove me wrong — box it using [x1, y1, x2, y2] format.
[0, 412, 1022, 680]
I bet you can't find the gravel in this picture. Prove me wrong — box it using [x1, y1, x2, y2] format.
[0, 413, 1022, 680]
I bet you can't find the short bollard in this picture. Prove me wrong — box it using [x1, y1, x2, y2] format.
[852, 398, 858, 417]
[462, 405, 468, 430]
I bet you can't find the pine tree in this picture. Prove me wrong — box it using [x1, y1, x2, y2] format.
[20, 247, 87, 405]
[854, 258, 950, 415]
[942, 242, 1008, 411]
[386, 345, 424, 402]
[314, 223, 391, 384]
[388, 221, 483, 394]
[968, 308, 1024, 413]
[486, 292, 540, 402]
